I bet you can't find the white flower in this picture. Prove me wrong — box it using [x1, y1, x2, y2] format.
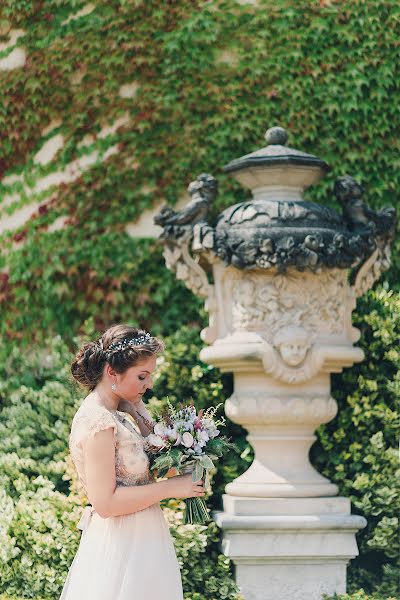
[166, 427, 178, 441]
[173, 432, 182, 446]
[199, 430, 209, 443]
[202, 419, 219, 439]
[193, 443, 203, 454]
[146, 434, 166, 449]
[154, 422, 167, 437]
[181, 432, 194, 448]
[174, 419, 185, 432]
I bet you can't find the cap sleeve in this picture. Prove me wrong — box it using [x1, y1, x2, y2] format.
[70, 406, 117, 450]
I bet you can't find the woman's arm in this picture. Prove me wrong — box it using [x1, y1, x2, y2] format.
[84, 428, 204, 518]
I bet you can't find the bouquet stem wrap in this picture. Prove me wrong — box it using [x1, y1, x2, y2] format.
[181, 463, 211, 525]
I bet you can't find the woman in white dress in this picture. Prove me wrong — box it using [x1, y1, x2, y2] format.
[60, 324, 205, 600]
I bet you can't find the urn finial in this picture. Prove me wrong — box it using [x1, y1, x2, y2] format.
[265, 126, 288, 146]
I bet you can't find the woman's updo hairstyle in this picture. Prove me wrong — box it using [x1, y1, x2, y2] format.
[71, 324, 164, 391]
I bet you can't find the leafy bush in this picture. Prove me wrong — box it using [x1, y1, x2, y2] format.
[324, 592, 398, 600]
[312, 288, 399, 597]
[151, 325, 254, 511]
[165, 508, 243, 600]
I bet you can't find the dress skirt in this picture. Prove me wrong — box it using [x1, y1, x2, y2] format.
[60, 503, 184, 600]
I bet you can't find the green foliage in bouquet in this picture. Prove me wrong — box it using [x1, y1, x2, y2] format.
[147, 401, 237, 524]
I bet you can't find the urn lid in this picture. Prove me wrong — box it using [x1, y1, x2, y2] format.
[223, 126, 330, 192]
[154, 127, 396, 277]
[214, 128, 382, 271]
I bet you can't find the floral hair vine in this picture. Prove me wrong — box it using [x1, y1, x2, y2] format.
[104, 333, 152, 356]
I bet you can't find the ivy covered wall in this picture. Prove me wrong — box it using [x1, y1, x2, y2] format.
[0, 0, 398, 342]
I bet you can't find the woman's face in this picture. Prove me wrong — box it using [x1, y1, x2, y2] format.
[113, 354, 157, 404]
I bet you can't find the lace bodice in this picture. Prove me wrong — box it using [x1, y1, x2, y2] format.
[69, 402, 154, 494]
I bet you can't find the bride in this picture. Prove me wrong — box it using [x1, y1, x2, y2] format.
[60, 324, 205, 600]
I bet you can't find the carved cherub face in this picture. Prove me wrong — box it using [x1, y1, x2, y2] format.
[273, 326, 312, 367]
[279, 341, 309, 366]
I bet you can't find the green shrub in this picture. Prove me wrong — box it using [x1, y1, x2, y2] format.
[324, 591, 398, 600]
[164, 506, 243, 600]
[151, 325, 254, 511]
[312, 288, 399, 596]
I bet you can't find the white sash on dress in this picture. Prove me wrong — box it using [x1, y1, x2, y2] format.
[77, 506, 94, 533]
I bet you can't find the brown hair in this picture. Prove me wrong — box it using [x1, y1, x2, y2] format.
[71, 324, 164, 391]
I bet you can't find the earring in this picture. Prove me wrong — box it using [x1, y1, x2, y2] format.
[111, 383, 117, 391]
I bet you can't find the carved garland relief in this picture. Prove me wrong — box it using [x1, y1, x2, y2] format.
[230, 269, 349, 337]
[224, 268, 355, 383]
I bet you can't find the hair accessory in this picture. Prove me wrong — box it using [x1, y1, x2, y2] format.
[105, 332, 152, 357]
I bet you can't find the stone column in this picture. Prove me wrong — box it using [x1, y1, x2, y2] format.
[154, 127, 396, 600]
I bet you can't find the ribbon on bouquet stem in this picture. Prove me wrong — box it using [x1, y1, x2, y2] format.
[77, 505, 95, 533]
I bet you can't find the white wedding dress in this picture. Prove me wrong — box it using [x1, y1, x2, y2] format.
[60, 401, 184, 600]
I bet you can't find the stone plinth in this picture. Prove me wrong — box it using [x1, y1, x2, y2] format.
[214, 496, 365, 600]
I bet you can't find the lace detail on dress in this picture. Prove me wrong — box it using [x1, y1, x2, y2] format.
[71, 410, 117, 446]
[112, 411, 155, 487]
[69, 403, 154, 494]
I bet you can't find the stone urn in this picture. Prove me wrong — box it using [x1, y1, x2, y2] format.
[154, 126, 396, 600]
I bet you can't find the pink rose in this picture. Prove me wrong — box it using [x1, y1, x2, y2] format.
[182, 432, 194, 448]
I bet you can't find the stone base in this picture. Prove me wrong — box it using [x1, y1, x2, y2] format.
[234, 561, 347, 600]
[213, 495, 367, 600]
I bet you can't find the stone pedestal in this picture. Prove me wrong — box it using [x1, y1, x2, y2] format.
[155, 126, 396, 599]
[214, 496, 366, 600]
[201, 292, 367, 600]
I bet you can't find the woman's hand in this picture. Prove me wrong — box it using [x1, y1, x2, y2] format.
[117, 399, 135, 416]
[165, 474, 205, 500]
[118, 398, 154, 436]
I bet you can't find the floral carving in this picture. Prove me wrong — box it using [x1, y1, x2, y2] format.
[231, 269, 350, 338]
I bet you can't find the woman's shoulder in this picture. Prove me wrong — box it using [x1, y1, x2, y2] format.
[73, 394, 110, 418]
[70, 397, 117, 446]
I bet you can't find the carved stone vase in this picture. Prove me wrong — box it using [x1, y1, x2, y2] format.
[154, 126, 396, 600]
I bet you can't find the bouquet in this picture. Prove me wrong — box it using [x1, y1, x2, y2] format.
[143, 400, 234, 524]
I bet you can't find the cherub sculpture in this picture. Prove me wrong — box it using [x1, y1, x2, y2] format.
[334, 175, 396, 235]
[260, 326, 321, 384]
[154, 173, 218, 228]
[273, 326, 313, 367]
